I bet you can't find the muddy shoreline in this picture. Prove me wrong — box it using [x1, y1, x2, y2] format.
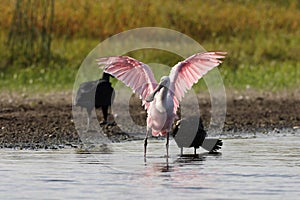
[0, 91, 299, 149]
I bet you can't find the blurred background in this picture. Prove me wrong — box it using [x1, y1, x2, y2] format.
[0, 0, 299, 93]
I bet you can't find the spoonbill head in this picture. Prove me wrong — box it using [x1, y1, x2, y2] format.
[97, 51, 226, 158]
[145, 76, 170, 102]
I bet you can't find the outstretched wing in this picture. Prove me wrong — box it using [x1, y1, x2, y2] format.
[97, 56, 157, 110]
[169, 51, 226, 112]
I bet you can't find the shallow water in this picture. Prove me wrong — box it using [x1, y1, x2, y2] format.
[1, 134, 300, 200]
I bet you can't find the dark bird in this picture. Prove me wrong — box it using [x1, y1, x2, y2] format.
[75, 72, 115, 131]
[172, 117, 223, 156]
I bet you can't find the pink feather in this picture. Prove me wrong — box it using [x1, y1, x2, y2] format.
[97, 51, 226, 137]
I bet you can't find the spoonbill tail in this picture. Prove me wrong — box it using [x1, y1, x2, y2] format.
[97, 51, 226, 158]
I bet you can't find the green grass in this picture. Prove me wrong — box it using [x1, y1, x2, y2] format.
[220, 62, 300, 91]
[0, 0, 299, 93]
[0, 67, 75, 92]
[1, 35, 299, 92]
[1, 37, 298, 93]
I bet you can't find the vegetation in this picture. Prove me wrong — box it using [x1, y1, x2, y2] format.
[0, 0, 299, 92]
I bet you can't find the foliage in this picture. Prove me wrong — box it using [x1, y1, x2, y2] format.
[6, 0, 54, 67]
[0, 0, 299, 91]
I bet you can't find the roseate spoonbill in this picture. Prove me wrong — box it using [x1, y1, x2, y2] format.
[172, 117, 223, 156]
[97, 51, 226, 157]
[75, 72, 115, 131]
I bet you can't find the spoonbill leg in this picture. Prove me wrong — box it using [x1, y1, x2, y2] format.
[144, 128, 150, 158]
[166, 132, 170, 158]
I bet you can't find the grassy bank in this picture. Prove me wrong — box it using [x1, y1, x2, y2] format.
[0, 0, 299, 92]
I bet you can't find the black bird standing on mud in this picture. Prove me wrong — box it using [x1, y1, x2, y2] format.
[75, 72, 115, 131]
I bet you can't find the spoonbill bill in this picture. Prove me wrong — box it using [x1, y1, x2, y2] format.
[97, 51, 226, 158]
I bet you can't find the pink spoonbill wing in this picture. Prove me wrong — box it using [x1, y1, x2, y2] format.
[97, 56, 158, 110]
[169, 51, 227, 113]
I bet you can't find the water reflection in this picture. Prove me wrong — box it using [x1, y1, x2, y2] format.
[175, 152, 220, 163]
[144, 152, 222, 173]
[140, 154, 222, 194]
[1, 135, 300, 200]
[151, 162, 175, 173]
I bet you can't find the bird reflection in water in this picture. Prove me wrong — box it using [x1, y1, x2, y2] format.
[145, 151, 221, 174]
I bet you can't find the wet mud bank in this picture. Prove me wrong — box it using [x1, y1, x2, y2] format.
[0, 92, 299, 149]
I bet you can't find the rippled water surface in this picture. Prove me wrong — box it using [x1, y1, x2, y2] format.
[1, 134, 300, 200]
